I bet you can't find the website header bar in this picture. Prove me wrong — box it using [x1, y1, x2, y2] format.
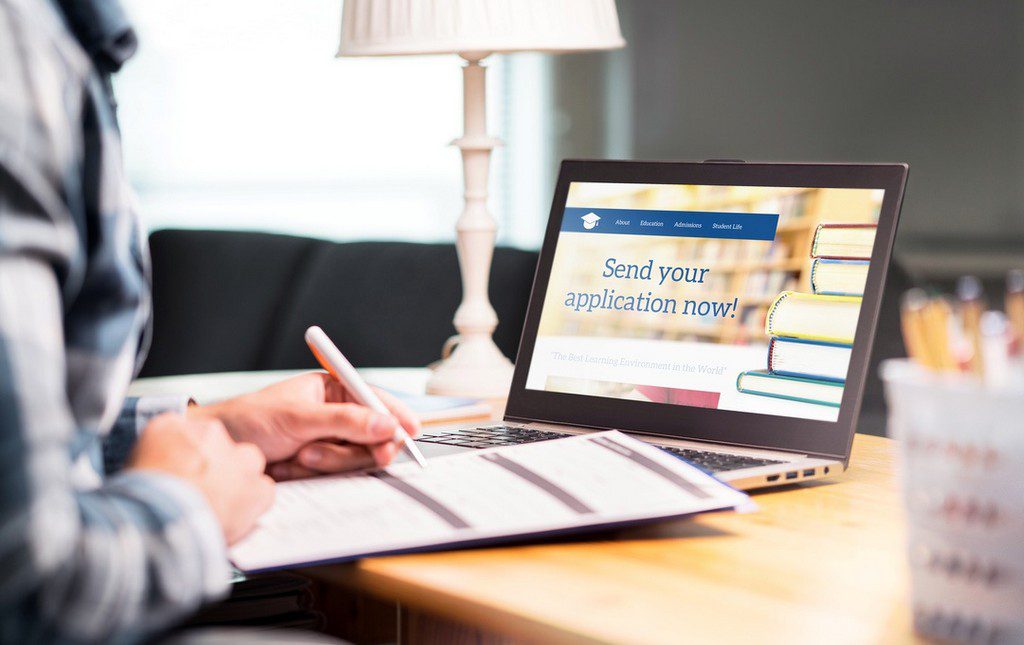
[561, 207, 779, 241]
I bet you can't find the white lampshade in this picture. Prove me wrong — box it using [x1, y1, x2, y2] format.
[338, 0, 625, 57]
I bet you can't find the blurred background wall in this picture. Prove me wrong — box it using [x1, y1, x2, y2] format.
[118, 0, 1023, 279]
[551, 0, 1024, 281]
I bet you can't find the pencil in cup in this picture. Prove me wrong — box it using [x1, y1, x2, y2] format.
[900, 288, 940, 371]
[899, 276, 1024, 387]
[956, 276, 985, 376]
[1007, 269, 1024, 353]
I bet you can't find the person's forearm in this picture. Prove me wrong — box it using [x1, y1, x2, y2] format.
[1, 471, 230, 643]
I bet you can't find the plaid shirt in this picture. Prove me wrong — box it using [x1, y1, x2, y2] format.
[0, 1, 229, 642]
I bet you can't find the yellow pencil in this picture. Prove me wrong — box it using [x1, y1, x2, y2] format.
[921, 296, 958, 372]
[900, 289, 939, 370]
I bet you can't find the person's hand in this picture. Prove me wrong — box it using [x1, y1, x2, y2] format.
[187, 372, 421, 480]
[127, 414, 274, 545]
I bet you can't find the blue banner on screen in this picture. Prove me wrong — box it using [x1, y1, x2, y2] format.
[561, 207, 779, 241]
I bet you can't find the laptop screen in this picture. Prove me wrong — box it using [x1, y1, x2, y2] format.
[524, 182, 885, 423]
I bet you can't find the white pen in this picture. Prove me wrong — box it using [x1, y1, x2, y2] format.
[304, 325, 427, 468]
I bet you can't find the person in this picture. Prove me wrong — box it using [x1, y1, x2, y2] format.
[0, 0, 420, 642]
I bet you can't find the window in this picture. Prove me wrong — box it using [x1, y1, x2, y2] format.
[116, 0, 551, 247]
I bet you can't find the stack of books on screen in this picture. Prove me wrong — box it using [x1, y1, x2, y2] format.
[810, 223, 874, 296]
[736, 223, 876, 408]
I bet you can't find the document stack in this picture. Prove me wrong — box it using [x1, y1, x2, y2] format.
[736, 223, 876, 407]
[179, 571, 322, 632]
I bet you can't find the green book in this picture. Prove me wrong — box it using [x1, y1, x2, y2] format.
[736, 370, 843, 407]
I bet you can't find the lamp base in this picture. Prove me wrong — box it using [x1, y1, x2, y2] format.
[426, 335, 513, 398]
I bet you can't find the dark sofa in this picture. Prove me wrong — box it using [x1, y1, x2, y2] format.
[141, 230, 538, 376]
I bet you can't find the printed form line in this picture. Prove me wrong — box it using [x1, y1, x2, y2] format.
[588, 436, 711, 499]
[371, 472, 471, 529]
[480, 453, 594, 514]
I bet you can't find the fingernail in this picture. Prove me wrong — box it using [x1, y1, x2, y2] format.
[303, 447, 323, 466]
[371, 414, 398, 439]
[269, 464, 288, 480]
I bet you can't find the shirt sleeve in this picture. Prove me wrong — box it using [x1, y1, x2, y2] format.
[0, 8, 230, 642]
[104, 395, 192, 474]
[0, 176, 231, 645]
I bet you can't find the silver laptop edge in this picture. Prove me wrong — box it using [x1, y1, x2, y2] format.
[414, 420, 843, 491]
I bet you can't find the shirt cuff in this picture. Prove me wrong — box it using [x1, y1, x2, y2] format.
[105, 470, 232, 604]
[104, 395, 193, 475]
[133, 394, 193, 434]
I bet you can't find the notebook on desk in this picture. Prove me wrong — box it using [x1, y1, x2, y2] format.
[229, 431, 749, 572]
[373, 386, 492, 424]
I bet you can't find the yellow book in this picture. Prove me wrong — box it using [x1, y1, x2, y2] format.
[765, 292, 862, 344]
[810, 259, 869, 296]
[810, 224, 876, 260]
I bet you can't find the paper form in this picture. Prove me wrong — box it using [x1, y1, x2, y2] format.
[230, 431, 750, 572]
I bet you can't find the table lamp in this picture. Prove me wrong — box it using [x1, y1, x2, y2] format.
[338, 0, 625, 397]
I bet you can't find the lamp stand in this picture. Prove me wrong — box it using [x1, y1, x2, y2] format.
[426, 52, 515, 398]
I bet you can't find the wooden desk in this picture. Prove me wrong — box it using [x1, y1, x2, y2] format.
[131, 369, 913, 644]
[311, 434, 912, 644]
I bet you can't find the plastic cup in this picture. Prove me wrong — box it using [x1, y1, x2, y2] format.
[882, 359, 1024, 643]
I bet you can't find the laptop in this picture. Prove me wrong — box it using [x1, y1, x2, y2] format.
[415, 160, 907, 490]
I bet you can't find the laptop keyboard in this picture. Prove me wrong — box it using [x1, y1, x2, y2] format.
[417, 426, 785, 473]
[417, 425, 567, 449]
[658, 447, 784, 472]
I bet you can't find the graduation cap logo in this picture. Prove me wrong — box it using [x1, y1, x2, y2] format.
[581, 212, 601, 230]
